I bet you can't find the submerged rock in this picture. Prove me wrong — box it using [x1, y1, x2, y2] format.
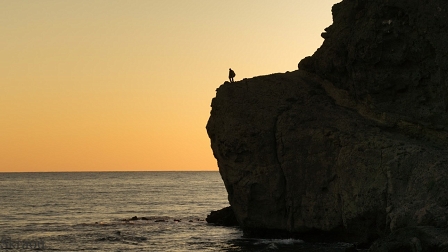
[207, 0, 448, 250]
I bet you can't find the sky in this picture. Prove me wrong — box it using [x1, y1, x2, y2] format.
[0, 0, 340, 172]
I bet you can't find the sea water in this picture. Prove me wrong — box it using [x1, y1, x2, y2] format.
[0, 172, 359, 251]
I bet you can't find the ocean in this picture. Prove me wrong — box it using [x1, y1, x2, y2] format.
[0, 172, 359, 251]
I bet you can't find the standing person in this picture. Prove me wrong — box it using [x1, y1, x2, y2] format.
[229, 68, 235, 83]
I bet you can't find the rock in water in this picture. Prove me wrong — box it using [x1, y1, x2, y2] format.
[207, 0, 448, 250]
[206, 206, 239, 226]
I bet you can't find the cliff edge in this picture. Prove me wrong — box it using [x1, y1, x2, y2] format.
[207, 0, 448, 251]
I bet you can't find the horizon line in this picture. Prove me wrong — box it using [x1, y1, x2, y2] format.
[0, 170, 219, 173]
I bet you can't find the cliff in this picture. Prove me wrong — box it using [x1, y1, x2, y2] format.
[207, 0, 448, 251]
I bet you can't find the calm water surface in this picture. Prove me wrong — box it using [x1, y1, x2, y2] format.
[0, 172, 357, 251]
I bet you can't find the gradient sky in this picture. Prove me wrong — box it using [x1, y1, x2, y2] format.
[1, 0, 340, 172]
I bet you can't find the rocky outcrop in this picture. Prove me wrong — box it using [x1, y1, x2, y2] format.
[206, 206, 239, 226]
[299, 0, 448, 131]
[207, 0, 448, 250]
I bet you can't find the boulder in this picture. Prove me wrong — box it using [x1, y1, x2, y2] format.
[206, 206, 239, 227]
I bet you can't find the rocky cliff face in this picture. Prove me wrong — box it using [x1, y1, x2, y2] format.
[207, 0, 448, 251]
[300, 0, 448, 131]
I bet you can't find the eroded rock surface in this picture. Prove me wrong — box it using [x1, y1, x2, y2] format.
[207, 0, 448, 251]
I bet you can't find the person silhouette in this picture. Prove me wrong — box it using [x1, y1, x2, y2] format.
[229, 68, 235, 83]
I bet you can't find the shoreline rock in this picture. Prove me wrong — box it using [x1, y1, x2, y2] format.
[206, 206, 239, 227]
[207, 0, 448, 250]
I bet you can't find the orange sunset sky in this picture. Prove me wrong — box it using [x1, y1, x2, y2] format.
[1, 0, 340, 172]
